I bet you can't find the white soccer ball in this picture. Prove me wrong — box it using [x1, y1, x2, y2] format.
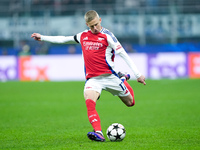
[106, 123, 126, 141]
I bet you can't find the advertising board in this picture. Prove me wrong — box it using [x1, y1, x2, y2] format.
[0, 52, 198, 81]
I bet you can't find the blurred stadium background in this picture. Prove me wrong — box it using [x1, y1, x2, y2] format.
[1, 2, 200, 149]
[0, 0, 200, 81]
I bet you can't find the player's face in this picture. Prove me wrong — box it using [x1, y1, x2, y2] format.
[86, 17, 102, 34]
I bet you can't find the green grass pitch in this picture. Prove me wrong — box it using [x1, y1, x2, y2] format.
[0, 79, 200, 150]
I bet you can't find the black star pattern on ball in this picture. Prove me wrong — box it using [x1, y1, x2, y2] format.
[114, 132, 121, 140]
[107, 130, 112, 137]
[113, 125, 119, 130]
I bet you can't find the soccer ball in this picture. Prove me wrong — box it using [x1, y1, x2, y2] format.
[106, 123, 126, 141]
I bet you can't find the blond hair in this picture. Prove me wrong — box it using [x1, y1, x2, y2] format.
[84, 10, 99, 23]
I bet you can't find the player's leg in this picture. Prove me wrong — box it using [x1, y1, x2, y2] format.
[119, 94, 134, 107]
[84, 90, 105, 141]
[118, 72, 135, 107]
[122, 80, 135, 106]
[84, 79, 105, 141]
[84, 90, 102, 132]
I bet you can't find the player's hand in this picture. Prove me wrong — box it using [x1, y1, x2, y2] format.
[137, 75, 146, 85]
[31, 33, 41, 41]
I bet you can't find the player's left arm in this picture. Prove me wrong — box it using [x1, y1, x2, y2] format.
[118, 49, 146, 85]
[107, 33, 146, 85]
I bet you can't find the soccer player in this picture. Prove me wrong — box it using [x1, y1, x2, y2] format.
[31, 10, 146, 142]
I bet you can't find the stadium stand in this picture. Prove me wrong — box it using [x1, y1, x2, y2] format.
[0, 0, 200, 55]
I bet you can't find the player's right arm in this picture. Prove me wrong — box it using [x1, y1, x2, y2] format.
[31, 33, 77, 44]
[31, 33, 42, 41]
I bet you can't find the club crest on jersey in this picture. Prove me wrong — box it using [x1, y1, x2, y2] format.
[98, 37, 104, 41]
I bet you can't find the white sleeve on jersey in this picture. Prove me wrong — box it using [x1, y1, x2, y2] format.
[107, 34, 142, 79]
[41, 35, 77, 44]
[117, 50, 142, 79]
[75, 31, 83, 43]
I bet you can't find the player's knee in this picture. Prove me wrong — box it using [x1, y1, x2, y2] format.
[120, 95, 135, 107]
[127, 99, 135, 107]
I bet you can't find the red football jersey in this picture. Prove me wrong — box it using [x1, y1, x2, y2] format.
[75, 28, 123, 79]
